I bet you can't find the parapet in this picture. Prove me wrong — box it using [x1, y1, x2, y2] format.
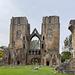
[42, 16, 59, 24]
[11, 17, 28, 25]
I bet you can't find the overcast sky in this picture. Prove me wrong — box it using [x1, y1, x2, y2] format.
[0, 0, 75, 53]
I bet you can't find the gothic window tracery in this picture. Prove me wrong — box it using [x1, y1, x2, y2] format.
[16, 31, 21, 39]
[47, 30, 52, 41]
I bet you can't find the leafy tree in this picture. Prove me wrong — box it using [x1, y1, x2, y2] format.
[0, 50, 3, 58]
[61, 34, 72, 62]
[0, 46, 7, 51]
[30, 40, 40, 49]
[61, 51, 72, 62]
[63, 34, 72, 51]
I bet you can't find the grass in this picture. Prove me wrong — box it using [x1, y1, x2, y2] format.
[0, 65, 74, 75]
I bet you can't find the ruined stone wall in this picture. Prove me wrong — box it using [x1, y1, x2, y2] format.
[55, 20, 75, 74]
[2, 16, 61, 66]
[41, 16, 60, 66]
[8, 17, 30, 65]
[42, 16, 60, 52]
[69, 20, 75, 58]
[9, 17, 30, 50]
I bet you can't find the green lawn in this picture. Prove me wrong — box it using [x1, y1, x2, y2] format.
[0, 65, 74, 75]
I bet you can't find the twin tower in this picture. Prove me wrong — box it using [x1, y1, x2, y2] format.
[3, 16, 61, 66]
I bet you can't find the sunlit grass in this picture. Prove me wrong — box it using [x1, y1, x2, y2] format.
[0, 65, 74, 75]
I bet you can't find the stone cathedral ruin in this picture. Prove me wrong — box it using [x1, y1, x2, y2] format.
[2, 16, 61, 66]
[0, 15, 75, 74]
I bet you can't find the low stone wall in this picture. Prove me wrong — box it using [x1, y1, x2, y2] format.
[56, 70, 75, 74]
[55, 58, 75, 74]
[63, 70, 75, 74]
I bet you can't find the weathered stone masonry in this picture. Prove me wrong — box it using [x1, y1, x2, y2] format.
[2, 16, 61, 66]
[69, 20, 75, 58]
[55, 20, 75, 74]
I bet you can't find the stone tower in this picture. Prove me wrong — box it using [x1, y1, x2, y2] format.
[9, 17, 30, 65]
[2, 16, 61, 66]
[69, 20, 75, 58]
[41, 16, 61, 66]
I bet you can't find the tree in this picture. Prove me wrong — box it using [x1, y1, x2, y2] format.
[0, 46, 7, 58]
[63, 34, 72, 51]
[0, 50, 3, 58]
[61, 34, 72, 62]
[0, 46, 7, 51]
[30, 40, 40, 49]
[61, 51, 72, 62]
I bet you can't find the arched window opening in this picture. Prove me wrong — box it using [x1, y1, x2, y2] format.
[42, 44, 44, 49]
[35, 51, 37, 55]
[34, 31, 36, 33]
[18, 18, 20, 24]
[43, 59, 44, 65]
[6, 58, 8, 62]
[17, 61, 20, 65]
[16, 31, 21, 39]
[47, 30, 52, 41]
[49, 16, 51, 23]
[23, 43, 25, 49]
[32, 51, 34, 55]
[30, 36, 40, 49]
[43, 36, 44, 40]
[39, 51, 41, 55]
[46, 61, 49, 66]
[23, 36, 25, 40]
[29, 51, 31, 55]
[45, 50, 46, 53]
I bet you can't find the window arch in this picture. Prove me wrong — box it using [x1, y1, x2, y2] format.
[47, 30, 52, 41]
[23, 43, 25, 49]
[30, 36, 40, 49]
[29, 51, 31, 55]
[49, 16, 51, 23]
[16, 31, 21, 39]
[43, 36, 45, 40]
[42, 44, 44, 49]
[23, 36, 25, 40]
[18, 18, 20, 24]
